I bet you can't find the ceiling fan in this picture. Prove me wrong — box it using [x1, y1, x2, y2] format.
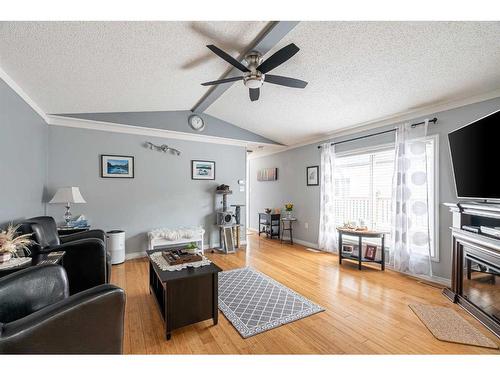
[200, 43, 308, 102]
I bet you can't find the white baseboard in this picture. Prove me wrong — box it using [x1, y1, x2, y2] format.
[125, 251, 147, 260]
[292, 238, 319, 249]
[412, 273, 451, 287]
[384, 264, 451, 287]
[248, 227, 319, 249]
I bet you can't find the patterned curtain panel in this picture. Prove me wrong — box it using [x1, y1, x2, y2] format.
[318, 143, 338, 253]
[390, 121, 433, 276]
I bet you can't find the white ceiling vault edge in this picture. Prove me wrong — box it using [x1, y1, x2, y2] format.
[248, 87, 500, 159]
[46, 114, 285, 149]
[0, 65, 48, 122]
[0, 63, 284, 150]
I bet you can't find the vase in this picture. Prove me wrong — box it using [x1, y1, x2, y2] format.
[0, 252, 12, 263]
[286, 211, 293, 219]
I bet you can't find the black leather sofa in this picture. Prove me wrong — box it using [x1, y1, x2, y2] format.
[20, 216, 112, 295]
[0, 265, 125, 354]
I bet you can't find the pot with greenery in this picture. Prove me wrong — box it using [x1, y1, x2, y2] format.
[284, 203, 294, 219]
[0, 224, 34, 263]
[185, 242, 199, 254]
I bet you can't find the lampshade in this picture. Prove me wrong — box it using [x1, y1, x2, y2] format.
[49, 187, 86, 204]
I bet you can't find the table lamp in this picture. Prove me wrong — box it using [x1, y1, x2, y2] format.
[49, 187, 86, 227]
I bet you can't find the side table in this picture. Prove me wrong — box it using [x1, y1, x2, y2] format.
[0, 251, 65, 278]
[258, 213, 281, 239]
[57, 226, 90, 236]
[337, 227, 386, 270]
[280, 218, 297, 245]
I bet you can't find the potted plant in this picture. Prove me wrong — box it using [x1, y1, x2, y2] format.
[185, 242, 199, 254]
[0, 224, 33, 263]
[284, 203, 294, 219]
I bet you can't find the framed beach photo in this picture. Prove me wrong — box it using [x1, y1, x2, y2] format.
[306, 166, 319, 186]
[192, 160, 216, 180]
[101, 155, 134, 178]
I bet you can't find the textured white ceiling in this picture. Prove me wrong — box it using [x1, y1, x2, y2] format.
[1, 21, 500, 146]
[0, 21, 266, 113]
[207, 22, 500, 145]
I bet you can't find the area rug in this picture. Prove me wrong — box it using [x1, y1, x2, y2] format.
[218, 267, 324, 338]
[409, 304, 498, 349]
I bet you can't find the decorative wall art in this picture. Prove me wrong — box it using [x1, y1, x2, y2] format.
[306, 165, 319, 186]
[192, 160, 216, 180]
[257, 167, 278, 181]
[101, 155, 134, 178]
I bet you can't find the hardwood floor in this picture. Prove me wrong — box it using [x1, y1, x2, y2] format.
[111, 231, 499, 354]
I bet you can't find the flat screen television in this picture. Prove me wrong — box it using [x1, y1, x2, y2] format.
[448, 109, 500, 200]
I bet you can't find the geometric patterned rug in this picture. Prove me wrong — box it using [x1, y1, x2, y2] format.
[218, 267, 325, 338]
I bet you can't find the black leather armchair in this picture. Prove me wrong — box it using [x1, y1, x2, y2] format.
[20, 216, 112, 295]
[0, 265, 125, 354]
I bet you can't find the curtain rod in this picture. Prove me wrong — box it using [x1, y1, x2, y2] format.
[317, 117, 437, 149]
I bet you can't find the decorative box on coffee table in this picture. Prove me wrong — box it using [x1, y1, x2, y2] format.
[147, 248, 222, 340]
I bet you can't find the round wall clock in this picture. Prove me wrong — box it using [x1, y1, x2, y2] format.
[188, 114, 205, 132]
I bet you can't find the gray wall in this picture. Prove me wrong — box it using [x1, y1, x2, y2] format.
[47, 126, 246, 255]
[57, 110, 279, 145]
[0, 79, 47, 226]
[249, 96, 500, 280]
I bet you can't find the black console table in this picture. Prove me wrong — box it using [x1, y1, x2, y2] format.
[443, 202, 500, 338]
[337, 227, 385, 270]
[258, 213, 281, 239]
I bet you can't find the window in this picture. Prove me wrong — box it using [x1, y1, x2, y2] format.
[333, 137, 438, 260]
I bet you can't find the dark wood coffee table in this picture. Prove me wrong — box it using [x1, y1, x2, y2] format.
[146, 249, 222, 340]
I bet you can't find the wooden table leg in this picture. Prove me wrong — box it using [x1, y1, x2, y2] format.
[381, 235, 385, 271]
[338, 232, 343, 265]
[212, 273, 218, 325]
[235, 226, 240, 249]
[358, 236, 362, 270]
[165, 286, 172, 340]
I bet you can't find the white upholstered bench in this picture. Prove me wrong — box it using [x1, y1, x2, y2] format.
[147, 227, 205, 254]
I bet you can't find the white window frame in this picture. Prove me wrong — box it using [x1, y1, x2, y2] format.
[334, 134, 440, 262]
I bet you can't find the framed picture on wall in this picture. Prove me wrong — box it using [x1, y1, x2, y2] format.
[306, 166, 319, 186]
[101, 155, 134, 178]
[192, 160, 216, 180]
[257, 167, 278, 181]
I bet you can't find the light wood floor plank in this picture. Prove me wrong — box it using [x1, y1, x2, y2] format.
[111, 232, 499, 354]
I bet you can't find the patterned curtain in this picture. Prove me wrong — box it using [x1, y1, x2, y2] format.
[390, 121, 433, 276]
[318, 143, 338, 253]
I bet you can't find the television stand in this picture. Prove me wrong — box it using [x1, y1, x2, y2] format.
[444, 202, 500, 338]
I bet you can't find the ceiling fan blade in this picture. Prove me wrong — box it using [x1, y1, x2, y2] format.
[206, 45, 249, 72]
[257, 43, 300, 74]
[249, 88, 260, 102]
[264, 74, 308, 88]
[201, 76, 243, 86]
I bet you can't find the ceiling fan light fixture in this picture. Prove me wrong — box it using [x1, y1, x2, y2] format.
[243, 70, 264, 89]
[244, 76, 264, 89]
[202, 43, 307, 102]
